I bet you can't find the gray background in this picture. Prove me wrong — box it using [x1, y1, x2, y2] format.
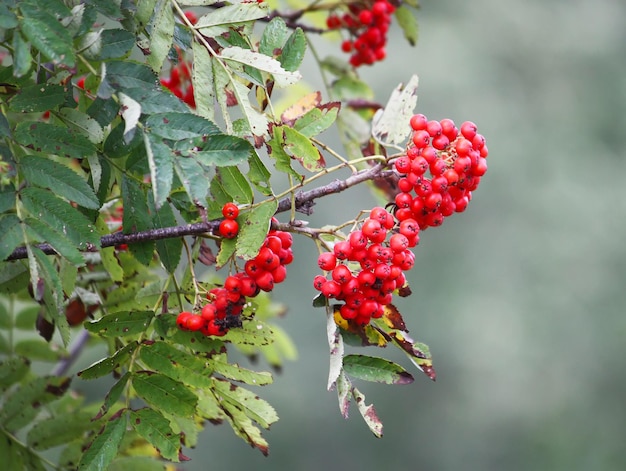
[184, 1, 626, 469]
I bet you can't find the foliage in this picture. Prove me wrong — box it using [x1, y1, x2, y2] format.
[0, 0, 489, 468]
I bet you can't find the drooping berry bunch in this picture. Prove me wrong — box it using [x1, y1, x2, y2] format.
[313, 206, 418, 325]
[176, 220, 294, 336]
[393, 115, 489, 230]
[326, 0, 396, 67]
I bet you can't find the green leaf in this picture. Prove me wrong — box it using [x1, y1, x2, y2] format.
[211, 378, 278, 429]
[216, 236, 237, 268]
[146, 0, 176, 73]
[78, 414, 127, 471]
[9, 83, 70, 113]
[24, 217, 85, 265]
[95, 372, 131, 419]
[144, 134, 174, 210]
[132, 371, 197, 417]
[259, 17, 290, 57]
[267, 126, 302, 180]
[0, 3, 17, 28]
[219, 400, 269, 455]
[219, 46, 301, 87]
[20, 155, 99, 209]
[372, 75, 420, 147]
[85, 311, 155, 338]
[0, 357, 31, 391]
[282, 126, 325, 172]
[58, 108, 105, 144]
[195, 3, 268, 37]
[14, 339, 66, 362]
[78, 342, 139, 380]
[215, 166, 253, 204]
[395, 5, 419, 46]
[19, 1, 75, 67]
[279, 28, 306, 73]
[26, 411, 95, 450]
[207, 358, 273, 386]
[352, 387, 383, 438]
[0, 261, 29, 294]
[0, 214, 23, 262]
[139, 341, 213, 389]
[99, 28, 135, 59]
[294, 103, 340, 138]
[19, 187, 100, 250]
[175, 134, 254, 167]
[129, 408, 181, 461]
[108, 456, 168, 471]
[121, 176, 155, 266]
[342, 354, 414, 385]
[235, 199, 277, 260]
[0, 189, 15, 213]
[145, 112, 222, 140]
[192, 39, 216, 121]
[246, 152, 272, 196]
[152, 202, 182, 273]
[0, 433, 46, 471]
[12, 31, 33, 78]
[100, 61, 159, 95]
[0, 375, 71, 432]
[14, 121, 97, 159]
[222, 319, 274, 347]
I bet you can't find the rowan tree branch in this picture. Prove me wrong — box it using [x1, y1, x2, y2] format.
[4, 165, 394, 262]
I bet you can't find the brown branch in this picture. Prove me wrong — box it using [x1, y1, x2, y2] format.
[4, 165, 394, 262]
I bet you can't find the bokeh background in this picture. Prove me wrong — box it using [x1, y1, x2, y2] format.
[147, 0, 626, 469]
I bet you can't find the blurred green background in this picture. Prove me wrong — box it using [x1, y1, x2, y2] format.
[181, 0, 626, 469]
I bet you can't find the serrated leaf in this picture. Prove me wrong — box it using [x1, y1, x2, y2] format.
[173, 155, 211, 205]
[343, 354, 414, 385]
[58, 108, 104, 144]
[12, 31, 33, 78]
[219, 399, 269, 455]
[372, 75, 419, 147]
[279, 28, 306, 73]
[327, 310, 344, 390]
[211, 378, 278, 429]
[146, 0, 175, 72]
[19, 2, 75, 67]
[96, 372, 131, 419]
[78, 414, 127, 471]
[352, 387, 383, 438]
[144, 134, 174, 210]
[99, 28, 135, 59]
[196, 3, 268, 37]
[24, 217, 85, 265]
[14, 121, 96, 159]
[294, 103, 340, 138]
[20, 155, 99, 209]
[145, 112, 222, 140]
[0, 261, 30, 294]
[176, 133, 254, 167]
[259, 17, 289, 57]
[152, 202, 182, 273]
[283, 126, 325, 172]
[207, 358, 273, 386]
[0, 357, 31, 391]
[129, 408, 181, 461]
[121, 176, 155, 265]
[215, 166, 253, 204]
[85, 311, 155, 338]
[9, 83, 70, 113]
[235, 199, 277, 260]
[222, 319, 273, 347]
[219, 46, 301, 88]
[0, 432, 46, 471]
[14, 339, 66, 362]
[192, 39, 216, 121]
[266, 126, 305, 179]
[395, 5, 419, 46]
[0, 214, 23, 262]
[246, 151, 272, 196]
[216, 236, 237, 268]
[20, 186, 99, 250]
[0, 375, 71, 432]
[139, 341, 213, 389]
[27, 411, 95, 450]
[78, 342, 139, 380]
[132, 371, 197, 417]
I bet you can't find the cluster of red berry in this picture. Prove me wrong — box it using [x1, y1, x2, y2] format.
[176, 210, 294, 337]
[393, 115, 489, 229]
[326, 0, 396, 67]
[313, 206, 417, 325]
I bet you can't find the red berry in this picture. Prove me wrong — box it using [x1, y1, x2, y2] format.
[201, 304, 217, 321]
[358, 10, 374, 25]
[255, 270, 275, 292]
[460, 121, 477, 140]
[185, 314, 205, 331]
[321, 280, 342, 298]
[332, 264, 353, 284]
[318, 252, 337, 271]
[222, 202, 239, 219]
[219, 219, 239, 238]
[410, 114, 428, 131]
[333, 240, 353, 260]
[176, 311, 193, 329]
